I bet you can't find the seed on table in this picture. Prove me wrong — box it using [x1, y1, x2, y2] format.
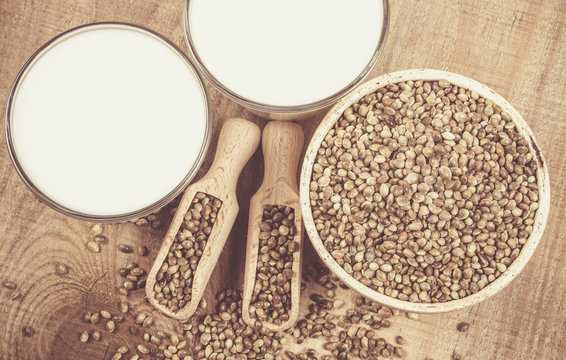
[90, 313, 100, 324]
[10, 291, 21, 300]
[130, 267, 144, 276]
[129, 356, 140, 360]
[90, 224, 103, 236]
[100, 310, 112, 319]
[129, 326, 139, 336]
[118, 244, 133, 253]
[118, 288, 129, 296]
[120, 300, 129, 313]
[92, 330, 101, 341]
[395, 335, 406, 345]
[86, 241, 100, 253]
[137, 245, 148, 256]
[199, 299, 207, 309]
[80, 331, 89, 343]
[136, 344, 150, 354]
[406, 312, 419, 320]
[55, 263, 69, 275]
[150, 335, 161, 345]
[22, 326, 35, 337]
[117, 346, 129, 354]
[136, 313, 147, 325]
[106, 320, 116, 333]
[457, 322, 470, 332]
[395, 346, 407, 358]
[82, 312, 92, 322]
[111, 353, 122, 360]
[2, 281, 16, 290]
[94, 235, 107, 243]
[142, 316, 153, 327]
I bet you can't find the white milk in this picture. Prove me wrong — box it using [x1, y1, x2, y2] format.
[9, 25, 208, 217]
[188, 0, 384, 107]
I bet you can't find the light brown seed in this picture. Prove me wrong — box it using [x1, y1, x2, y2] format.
[136, 344, 149, 354]
[137, 245, 148, 256]
[22, 326, 35, 337]
[106, 320, 116, 333]
[86, 241, 100, 253]
[90, 224, 103, 236]
[55, 263, 69, 275]
[118, 244, 133, 253]
[2, 281, 16, 290]
[457, 322, 470, 332]
[80, 331, 89, 343]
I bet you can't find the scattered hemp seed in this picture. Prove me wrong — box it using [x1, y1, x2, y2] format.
[55, 263, 69, 276]
[92, 330, 101, 341]
[94, 235, 107, 244]
[118, 244, 133, 253]
[457, 322, 470, 332]
[86, 241, 100, 253]
[100, 310, 112, 319]
[136, 344, 150, 354]
[106, 320, 116, 333]
[2, 281, 16, 290]
[137, 245, 148, 256]
[90, 224, 103, 236]
[79, 331, 89, 343]
[22, 326, 35, 337]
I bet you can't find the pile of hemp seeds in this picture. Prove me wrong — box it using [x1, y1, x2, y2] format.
[309, 79, 540, 303]
[153, 192, 223, 312]
[248, 205, 299, 326]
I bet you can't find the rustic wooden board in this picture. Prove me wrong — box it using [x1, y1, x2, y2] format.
[0, 0, 565, 359]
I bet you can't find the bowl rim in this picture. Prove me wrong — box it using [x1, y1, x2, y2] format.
[4, 22, 212, 223]
[182, 0, 390, 115]
[299, 68, 551, 313]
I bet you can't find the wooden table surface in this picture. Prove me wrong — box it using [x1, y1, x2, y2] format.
[1, 1, 565, 359]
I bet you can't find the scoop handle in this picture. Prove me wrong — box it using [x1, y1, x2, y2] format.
[207, 118, 261, 191]
[261, 121, 304, 192]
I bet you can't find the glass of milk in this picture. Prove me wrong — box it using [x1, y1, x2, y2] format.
[183, 0, 389, 120]
[5, 23, 211, 222]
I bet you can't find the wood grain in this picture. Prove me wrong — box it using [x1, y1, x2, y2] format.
[0, 0, 565, 359]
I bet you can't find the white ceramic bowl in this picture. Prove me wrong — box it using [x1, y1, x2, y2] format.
[300, 69, 550, 313]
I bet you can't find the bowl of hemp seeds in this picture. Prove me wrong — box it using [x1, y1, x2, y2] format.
[300, 69, 550, 313]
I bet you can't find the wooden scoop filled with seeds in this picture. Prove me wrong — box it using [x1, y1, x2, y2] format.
[147, 118, 261, 320]
[242, 121, 304, 331]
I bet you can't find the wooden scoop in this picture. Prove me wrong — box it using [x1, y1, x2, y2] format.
[146, 118, 261, 320]
[242, 121, 304, 331]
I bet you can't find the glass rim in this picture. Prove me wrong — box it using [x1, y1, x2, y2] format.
[4, 21, 212, 223]
[183, 0, 390, 114]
